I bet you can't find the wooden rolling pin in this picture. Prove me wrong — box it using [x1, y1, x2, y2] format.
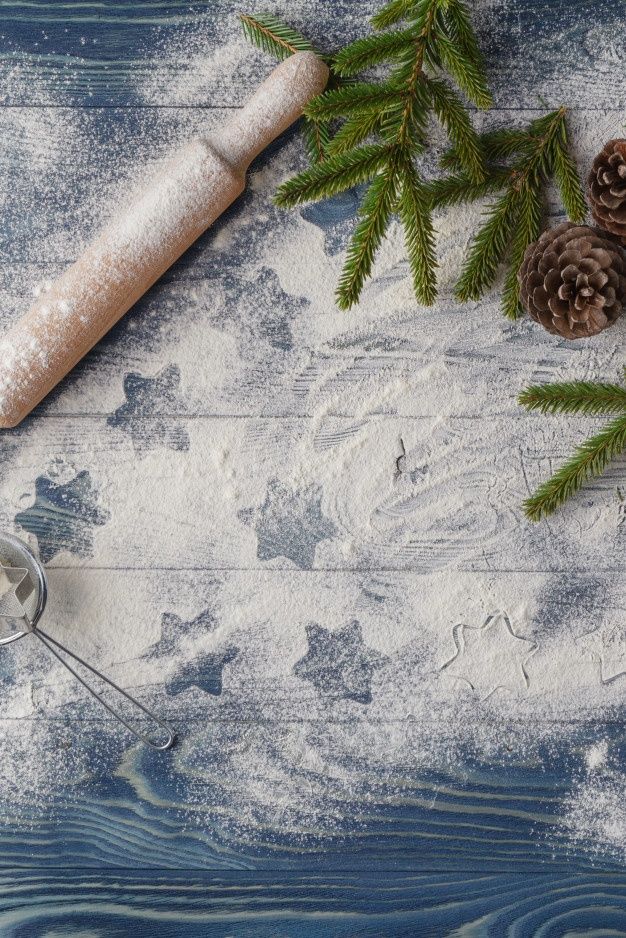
[0, 52, 329, 428]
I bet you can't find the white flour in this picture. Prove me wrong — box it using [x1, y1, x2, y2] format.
[0, 7, 625, 862]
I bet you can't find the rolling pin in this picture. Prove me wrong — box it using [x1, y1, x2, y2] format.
[0, 51, 329, 428]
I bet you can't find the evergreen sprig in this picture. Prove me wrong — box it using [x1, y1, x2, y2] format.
[239, 13, 333, 164]
[519, 378, 626, 521]
[265, 0, 491, 309]
[439, 108, 586, 319]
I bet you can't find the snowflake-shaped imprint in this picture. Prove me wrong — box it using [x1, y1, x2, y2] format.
[441, 611, 537, 700]
[107, 364, 189, 454]
[15, 470, 109, 563]
[238, 478, 336, 569]
[294, 620, 388, 704]
[145, 608, 237, 698]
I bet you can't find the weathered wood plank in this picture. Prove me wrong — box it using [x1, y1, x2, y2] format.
[0, 714, 622, 872]
[3, 870, 626, 935]
[1, 414, 625, 571]
[0, 1, 622, 110]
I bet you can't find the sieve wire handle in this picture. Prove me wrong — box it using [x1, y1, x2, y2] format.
[31, 627, 176, 751]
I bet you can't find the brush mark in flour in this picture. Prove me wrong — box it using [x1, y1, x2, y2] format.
[238, 478, 336, 569]
[15, 470, 109, 562]
[107, 363, 190, 453]
[294, 620, 388, 705]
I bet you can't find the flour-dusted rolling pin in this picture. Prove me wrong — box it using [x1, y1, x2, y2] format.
[0, 52, 329, 428]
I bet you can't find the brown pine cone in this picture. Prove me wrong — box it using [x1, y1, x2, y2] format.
[588, 139, 626, 241]
[518, 222, 626, 339]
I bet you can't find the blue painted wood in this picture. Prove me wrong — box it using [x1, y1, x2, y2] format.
[2, 870, 626, 935]
[0, 0, 621, 108]
[0, 0, 625, 932]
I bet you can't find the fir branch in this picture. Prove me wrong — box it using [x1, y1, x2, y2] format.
[336, 167, 399, 309]
[501, 183, 542, 319]
[398, 157, 438, 305]
[306, 83, 400, 121]
[333, 29, 416, 77]
[426, 77, 485, 183]
[256, 0, 491, 308]
[435, 29, 492, 109]
[371, 0, 417, 30]
[455, 188, 521, 301]
[552, 141, 587, 223]
[449, 108, 584, 315]
[444, 0, 487, 71]
[239, 13, 317, 60]
[522, 414, 626, 522]
[519, 382, 626, 416]
[274, 144, 391, 207]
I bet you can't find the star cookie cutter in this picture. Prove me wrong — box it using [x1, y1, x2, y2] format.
[0, 533, 175, 751]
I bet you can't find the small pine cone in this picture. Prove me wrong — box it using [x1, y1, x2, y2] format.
[518, 222, 626, 339]
[588, 139, 626, 241]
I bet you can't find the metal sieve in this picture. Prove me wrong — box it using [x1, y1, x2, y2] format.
[0, 532, 175, 751]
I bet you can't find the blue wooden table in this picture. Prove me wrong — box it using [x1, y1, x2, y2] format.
[2, 1, 626, 934]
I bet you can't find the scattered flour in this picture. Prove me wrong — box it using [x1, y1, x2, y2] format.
[0, 6, 625, 863]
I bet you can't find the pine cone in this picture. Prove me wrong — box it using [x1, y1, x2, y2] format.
[588, 139, 626, 241]
[518, 222, 626, 339]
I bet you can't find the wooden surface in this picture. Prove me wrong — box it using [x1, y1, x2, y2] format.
[1, 1, 626, 935]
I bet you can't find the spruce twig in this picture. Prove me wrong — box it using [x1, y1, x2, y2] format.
[269, 0, 490, 309]
[440, 108, 585, 318]
[239, 13, 332, 165]
[519, 378, 626, 521]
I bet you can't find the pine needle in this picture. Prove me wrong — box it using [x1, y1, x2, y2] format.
[274, 144, 391, 207]
[552, 142, 587, 223]
[398, 158, 438, 305]
[455, 188, 521, 301]
[239, 13, 316, 60]
[336, 168, 399, 309]
[306, 83, 400, 121]
[427, 77, 485, 183]
[523, 414, 626, 522]
[501, 183, 542, 319]
[333, 29, 416, 77]
[519, 382, 626, 416]
[371, 0, 417, 30]
[427, 167, 509, 208]
[325, 112, 382, 156]
[447, 108, 584, 315]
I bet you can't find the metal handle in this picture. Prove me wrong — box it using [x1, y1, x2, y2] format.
[32, 627, 176, 751]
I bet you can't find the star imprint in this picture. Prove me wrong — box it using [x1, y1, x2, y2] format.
[15, 470, 109, 563]
[441, 611, 537, 699]
[107, 364, 190, 454]
[238, 478, 336, 569]
[294, 620, 388, 704]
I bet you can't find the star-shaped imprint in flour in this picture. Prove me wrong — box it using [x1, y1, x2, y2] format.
[294, 620, 388, 704]
[441, 612, 537, 699]
[145, 608, 238, 698]
[238, 478, 336, 568]
[578, 623, 626, 684]
[107, 364, 190, 454]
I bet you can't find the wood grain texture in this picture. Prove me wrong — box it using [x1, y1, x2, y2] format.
[0, 0, 623, 109]
[1, 0, 625, 932]
[3, 870, 626, 936]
